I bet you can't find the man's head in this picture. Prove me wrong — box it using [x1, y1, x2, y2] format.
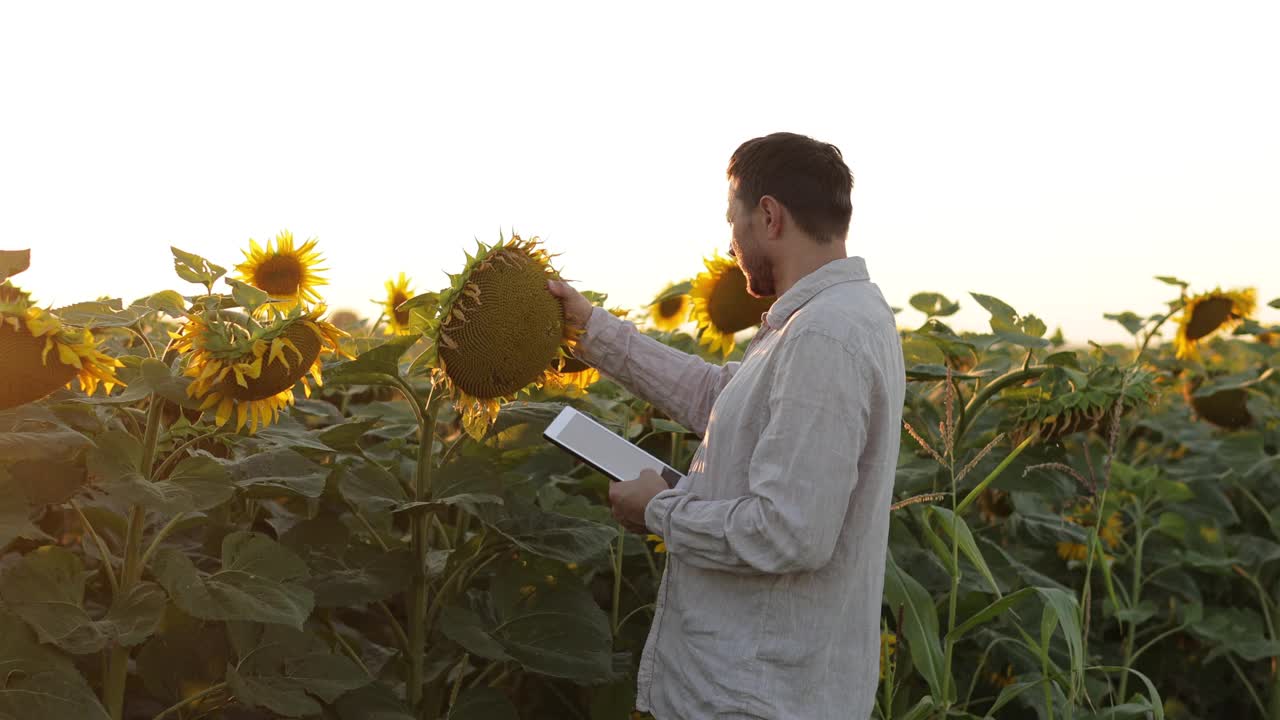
[725, 132, 853, 297]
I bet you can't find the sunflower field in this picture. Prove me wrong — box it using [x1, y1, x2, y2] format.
[0, 235, 1278, 720]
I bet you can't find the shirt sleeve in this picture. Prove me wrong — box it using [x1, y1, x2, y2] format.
[643, 329, 872, 575]
[574, 306, 738, 437]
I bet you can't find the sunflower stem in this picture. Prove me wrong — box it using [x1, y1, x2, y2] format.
[956, 365, 1049, 440]
[105, 393, 165, 719]
[407, 382, 441, 717]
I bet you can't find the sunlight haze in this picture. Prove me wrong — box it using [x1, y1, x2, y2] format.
[2, 1, 1277, 345]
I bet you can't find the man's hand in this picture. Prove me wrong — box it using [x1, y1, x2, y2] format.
[607, 469, 669, 535]
[546, 280, 593, 332]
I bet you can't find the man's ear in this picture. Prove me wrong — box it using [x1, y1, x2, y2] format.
[759, 195, 785, 240]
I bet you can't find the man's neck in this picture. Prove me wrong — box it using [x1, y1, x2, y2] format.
[772, 242, 848, 297]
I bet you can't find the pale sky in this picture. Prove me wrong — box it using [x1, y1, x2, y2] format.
[3, 1, 1277, 345]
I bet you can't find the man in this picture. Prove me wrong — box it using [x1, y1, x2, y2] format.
[547, 132, 905, 719]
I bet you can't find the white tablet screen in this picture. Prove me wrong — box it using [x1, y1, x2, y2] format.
[544, 407, 682, 486]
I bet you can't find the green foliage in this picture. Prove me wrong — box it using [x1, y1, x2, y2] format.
[1, 263, 1278, 720]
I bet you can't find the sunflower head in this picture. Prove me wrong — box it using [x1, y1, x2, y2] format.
[381, 272, 416, 335]
[423, 233, 576, 439]
[689, 253, 774, 356]
[0, 282, 122, 410]
[1174, 287, 1256, 360]
[234, 230, 328, 308]
[1182, 375, 1253, 430]
[1010, 366, 1158, 444]
[172, 305, 348, 433]
[648, 282, 692, 332]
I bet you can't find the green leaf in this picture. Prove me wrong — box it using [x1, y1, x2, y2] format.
[1037, 587, 1084, 679]
[1089, 666, 1165, 719]
[883, 554, 948, 700]
[0, 429, 91, 461]
[491, 558, 614, 681]
[0, 471, 51, 549]
[171, 246, 227, 287]
[136, 606, 232, 705]
[970, 292, 1018, 321]
[88, 357, 195, 406]
[899, 696, 938, 720]
[439, 606, 514, 662]
[337, 459, 408, 516]
[225, 277, 272, 312]
[226, 623, 368, 718]
[910, 292, 961, 317]
[224, 447, 329, 498]
[448, 687, 519, 720]
[282, 515, 413, 607]
[651, 418, 689, 434]
[93, 434, 233, 513]
[1269, 297, 1280, 309]
[1154, 275, 1188, 288]
[325, 335, 420, 387]
[0, 249, 31, 282]
[154, 531, 314, 628]
[333, 683, 415, 720]
[51, 299, 146, 329]
[0, 546, 164, 654]
[928, 506, 1002, 595]
[1044, 350, 1082, 369]
[480, 500, 616, 565]
[945, 587, 1037, 643]
[0, 611, 110, 720]
[136, 289, 187, 317]
[1104, 312, 1146, 336]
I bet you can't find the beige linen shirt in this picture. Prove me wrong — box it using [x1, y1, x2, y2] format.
[576, 256, 905, 720]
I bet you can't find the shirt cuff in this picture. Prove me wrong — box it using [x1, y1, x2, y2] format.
[644, 488, 684, 538]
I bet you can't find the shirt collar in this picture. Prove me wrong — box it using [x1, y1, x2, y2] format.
[763, 256, 870, 327]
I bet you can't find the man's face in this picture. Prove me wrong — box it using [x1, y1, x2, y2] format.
[726, 183, 776, 297]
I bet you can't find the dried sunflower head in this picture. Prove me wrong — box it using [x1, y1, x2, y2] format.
[690, 252, 774, 356]
[0, 282, 122, 409]
[172, 305, 348, 433]
[421, 233, 578, 439]
[234, 230, 328, 308]
[1174, 287, 1255, 360]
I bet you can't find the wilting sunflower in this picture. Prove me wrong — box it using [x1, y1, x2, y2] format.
[1182, 376, 1252, 430]
[381, 272, 416, 335]
[172, 306, 347, 433]
[1173, 287, 1256, 360]
[0, 283, 122, 410]
[647, 283, 691, 332]
[422, 233, 578, 439]
[234, 230, 328, 307]
[689, 253, 774, 356]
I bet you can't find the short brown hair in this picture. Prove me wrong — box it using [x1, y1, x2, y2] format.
[727, 132, 853, 245]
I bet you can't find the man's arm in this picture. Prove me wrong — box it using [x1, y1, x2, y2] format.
[563, 296, 739, 437]
[576, 306, 738, 437]
[643, 330, 872, 575]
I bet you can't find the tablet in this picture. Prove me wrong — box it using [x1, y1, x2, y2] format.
[543, 406, 683, 488]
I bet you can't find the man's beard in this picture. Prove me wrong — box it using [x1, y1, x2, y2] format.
[739, 252, 776, 297]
